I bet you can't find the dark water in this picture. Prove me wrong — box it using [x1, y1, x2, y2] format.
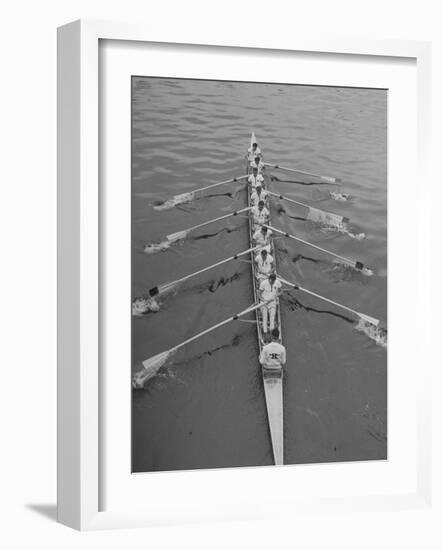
[131, 76, 387, 472]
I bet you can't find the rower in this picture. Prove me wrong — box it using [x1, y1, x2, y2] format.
[247, 141, 262, 161]
[251, 200, 269, 230]
[259, 328, 286, 369]
[251, 184, 269, 207]
[255, 248, 274, 281]
[253, 224, 272, 252]
[259, 273, 282, 334]
[250, 155, 265, 172]
[248, 166, 264, 188]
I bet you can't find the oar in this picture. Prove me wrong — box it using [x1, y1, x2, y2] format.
[166, 207, 251, 242]
[264, 224, 369, 272]
[132, 301, 266, 388]
[268, 191, 347, 227]
[278, 276, 379, 326]
[265, 163, 340, 184]
[148, 245, 261, 297]
[153, 175, 248, 210]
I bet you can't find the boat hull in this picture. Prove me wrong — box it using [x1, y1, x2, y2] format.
[247, 132, 284, 466]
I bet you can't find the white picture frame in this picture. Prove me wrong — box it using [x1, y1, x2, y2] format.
[57, 19, 432, 531]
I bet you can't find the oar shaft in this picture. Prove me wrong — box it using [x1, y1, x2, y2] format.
[159, 246, 260, 292]
[166, 302, 263, 355]
[168, 207, 251, 239]
[265, 163, 339, 184]
[186, 175, 247, 195]
[265, 225, 358, 268]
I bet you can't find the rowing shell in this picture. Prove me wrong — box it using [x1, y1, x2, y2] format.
[247, 132, 284, 466]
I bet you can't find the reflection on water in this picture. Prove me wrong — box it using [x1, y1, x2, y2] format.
[132, 77, 387, 472]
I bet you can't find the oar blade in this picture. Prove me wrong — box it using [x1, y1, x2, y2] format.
[166, 230, 188, 242]
[358, 313, 380, 327]
[132, 349, 175, 388]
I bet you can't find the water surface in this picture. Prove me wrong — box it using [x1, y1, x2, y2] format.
[131, 77, 387, 472]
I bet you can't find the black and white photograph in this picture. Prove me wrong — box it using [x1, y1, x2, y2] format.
[4, 0, 438, 541]
[130, 76, 387, 472]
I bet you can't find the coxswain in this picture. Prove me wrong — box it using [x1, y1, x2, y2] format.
[259, 328, 286, 369]
[250, 155, 265, 172]
[259, 273, 282, 334]
[253, 224, 272, 252]
[248, 166, 264, 188]
[247, 141, 262, 161]
[251, 184, 269, 207]
[251, 200, 269, 229]
[255, 248, 274, 281]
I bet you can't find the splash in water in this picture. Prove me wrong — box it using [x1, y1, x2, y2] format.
[355, 319, 388, 347]
[144, 230, 185, 254]
[133, 349, 176, 388]
[153, 192, 195, 211]
[144, 240, 174, 254]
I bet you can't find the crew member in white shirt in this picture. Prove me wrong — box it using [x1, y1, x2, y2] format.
[259, 328, 286, 369]
[253, 224, 272, 252]
[251, 200, 269, 229]
[251, 184, 269, 207]
[247, 141, 262, 161]
[250, 155, 265, 172]
[255, 249, 274, 281]
[248, 167, 264, 188]
[259, 273, 282, 334]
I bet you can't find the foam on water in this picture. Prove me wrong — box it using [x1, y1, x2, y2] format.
[153, 192, 195, 211]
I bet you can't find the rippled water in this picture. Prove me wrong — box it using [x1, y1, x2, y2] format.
[131, 76, 387, 472]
